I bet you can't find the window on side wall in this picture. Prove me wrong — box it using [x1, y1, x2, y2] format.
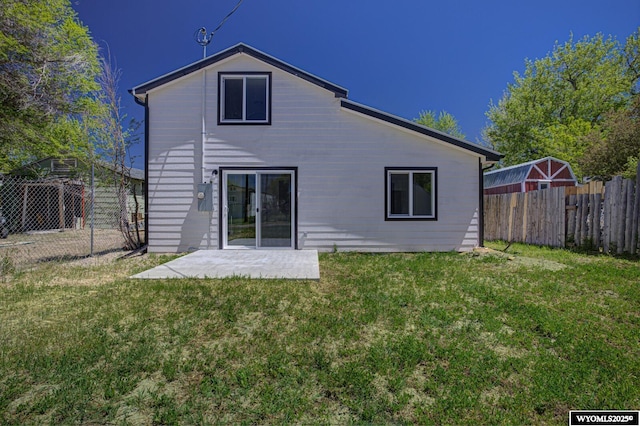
[385, 168, 437, 220]
[219, 73, 271, 124]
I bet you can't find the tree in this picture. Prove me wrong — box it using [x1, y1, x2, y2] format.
[94, 54, 144, 250]
[414, 110, 465, 139]
[579, 94, 640, 180]
[484, 30, 640, 177]
[0, 0, 101, 172]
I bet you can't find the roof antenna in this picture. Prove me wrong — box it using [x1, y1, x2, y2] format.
[195, 28, 212, 59]
[194, 0, 244, 59]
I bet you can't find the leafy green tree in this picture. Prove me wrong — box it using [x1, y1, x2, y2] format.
[0, 0, 101, 172]
[414, 110, 465, 139]
[484, 30, 640, 177]
[579, 94, 640, 180]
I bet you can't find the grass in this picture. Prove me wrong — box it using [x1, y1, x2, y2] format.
[0, 244, 638, 424]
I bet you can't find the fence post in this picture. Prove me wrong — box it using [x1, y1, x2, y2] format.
[632, 162, 640, 255]
[507, 193, 516, 242]
[624, 179, 634, 253]
[603, 180, 612, 253]
[21, 185, 28, 232]
[90, 162, 95, 257]
[615, 177, 625, 254]
[574, 191, 582, 246]
[521, 192, 528, 243]
[582, 193, 590, 246]
[557, 187, 566, 248]
[593, 191, 602, 251]
[566, 188, 576, 246]
[587, 191, 596, 249]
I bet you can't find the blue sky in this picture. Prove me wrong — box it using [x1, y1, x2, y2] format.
[73, 0, 639, 170]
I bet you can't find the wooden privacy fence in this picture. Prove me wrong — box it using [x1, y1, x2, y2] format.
[484, 187, 566, 248]
[484, 174, 640, 255]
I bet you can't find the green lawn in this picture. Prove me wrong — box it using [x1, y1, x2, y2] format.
[0, 244, 638, 425]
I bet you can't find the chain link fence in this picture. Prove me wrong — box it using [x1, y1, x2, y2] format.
[0, 165, 145, 275]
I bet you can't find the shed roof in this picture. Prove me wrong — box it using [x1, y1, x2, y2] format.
[484, 156, 575, 189]
[484, 163, 532, 189]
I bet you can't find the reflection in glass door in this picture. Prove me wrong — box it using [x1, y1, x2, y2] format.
[259, 173, 292, 248]
[223, 170, 294, 249]
[226, 173, 256, 247]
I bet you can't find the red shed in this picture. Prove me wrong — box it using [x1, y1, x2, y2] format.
[484, 156, 577, 195]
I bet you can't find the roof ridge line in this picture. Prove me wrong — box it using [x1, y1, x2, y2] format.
[130, 42, 348, 99]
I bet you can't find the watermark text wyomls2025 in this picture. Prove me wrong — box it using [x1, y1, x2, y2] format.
[569, 411, 640, 426]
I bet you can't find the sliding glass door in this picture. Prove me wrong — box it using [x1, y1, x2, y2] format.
[259, 173, 293, 247]
[223, 170, 294, 249]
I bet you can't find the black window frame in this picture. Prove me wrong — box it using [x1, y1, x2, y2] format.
[385, 167, 438, 221]
[218, 72, 272, 125]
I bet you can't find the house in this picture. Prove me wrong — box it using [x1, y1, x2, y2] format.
[484, 156, 577, 195]
[130, 43, 502, 253]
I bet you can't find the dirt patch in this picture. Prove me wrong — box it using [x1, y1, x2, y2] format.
[64, 250, 129, 267]
[471, 247, 567, 271]
[0, 228, 127, 268]
[509, 256, 566, 271]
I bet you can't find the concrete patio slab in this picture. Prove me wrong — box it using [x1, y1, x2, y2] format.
[131, 250, 320, 280]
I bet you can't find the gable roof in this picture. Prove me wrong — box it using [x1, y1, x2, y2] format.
[130, 42, 348, 99]
[130, 42, 502, 163]
[483, 156, 576, 188]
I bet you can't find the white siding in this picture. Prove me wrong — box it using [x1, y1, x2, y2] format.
[146, 54, 481, 252]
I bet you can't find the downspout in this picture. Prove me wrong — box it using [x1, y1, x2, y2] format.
[144, 98, 150, 247]
[479, 159, 496, 248]
[133, 94, 149, 247]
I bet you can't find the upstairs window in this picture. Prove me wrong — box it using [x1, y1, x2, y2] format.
[219, 73, 271, 124]
[386, 168, 437, 220]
